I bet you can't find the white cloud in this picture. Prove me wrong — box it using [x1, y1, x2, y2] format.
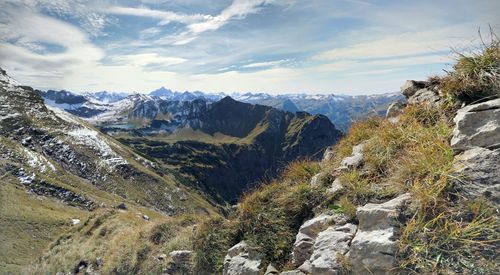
[111, 53, 186, 67]
[313, 26, 474, 61]
[242, 59, 289, 68]
[139, 27, 162, 39]
[106, 6, 210, 25]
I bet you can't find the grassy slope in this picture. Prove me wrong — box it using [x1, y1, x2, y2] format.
[0, 111, 217, 274]
[0, 178, 88, 273]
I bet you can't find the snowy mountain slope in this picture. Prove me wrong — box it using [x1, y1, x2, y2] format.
[39, 88, 403, 132]
[0, 67, 213, 214]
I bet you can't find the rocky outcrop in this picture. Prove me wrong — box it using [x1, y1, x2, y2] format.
[453, 147, 500, 203]
[310, 223, 357, 274]
[339, 142, 366, 170]
[401, 80, 427, 98]
[401, 79, 444, 108]
[285, 194, 409, 275]
[451, 98, 500, 203]
[223, 241, 263, 275]
[349, 193, 411, 275]
[450, 98, 500, 152]
[386, 101, 406, 119]
[292, 213, 336, 265]
[16, 169, 97, 210]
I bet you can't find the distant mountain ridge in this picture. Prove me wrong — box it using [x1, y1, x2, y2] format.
[33, 81, 344, 203]
[39, 88, 403, 131]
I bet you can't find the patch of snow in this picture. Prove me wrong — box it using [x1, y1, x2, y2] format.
[46, 105, 81, 124]
[0, 112, 21, 121]
[22, 148, 56, 172]
[67, 127, 127, 169]
[17, 169, 35, 184]
[44, 99, 84, 110]
[0, 71, 19, 87]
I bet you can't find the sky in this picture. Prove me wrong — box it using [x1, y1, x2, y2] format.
[0, 0, 498, 95]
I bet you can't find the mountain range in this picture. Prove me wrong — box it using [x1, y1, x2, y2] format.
[40, 87, 403, 131]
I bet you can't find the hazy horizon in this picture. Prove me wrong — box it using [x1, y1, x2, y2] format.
[0, 0, 498, 95]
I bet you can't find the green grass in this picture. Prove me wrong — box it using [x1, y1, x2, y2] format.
[436, 29, 499, 104]
[0, 179, 89, 274]
[192, 160, 325, 272]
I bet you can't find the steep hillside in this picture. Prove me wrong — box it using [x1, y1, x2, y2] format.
[0, 68, 215, 273]
[189, 40, 500, 274]
[118, 97, 342, 203]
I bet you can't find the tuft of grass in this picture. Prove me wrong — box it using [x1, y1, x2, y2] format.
[281, 159, 321, 183]
[330, 117, 382, 165]
[438, 28, 500, 104]
[149, 222, 175, 245]
[399, 199, 499, 274]
[192, 217, 238, 274]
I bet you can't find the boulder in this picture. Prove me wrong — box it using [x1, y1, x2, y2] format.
[299, 213, 336, 236]
[223, 241, 263, 275]
[385, 101, 406, 118]
[265, 264, 279, 275]
[309, 223, 357, 275]
[453, 147, 500, 203]
[298, 260, 312, 273]
[401, 80, 427, 98]
[349, 193, 410, 275]
[309, 172, 324, 187]
[292, 213, 349, 267]
[292, 232, 315, 266]
[340, 142, 365, 170]
[407, 88, 443, 107]
[322, 146, 335, 162]
[356, 193, 411, 231]
[116, 203, 127, 210]
[280, 271, 306, 275]
[326, 178, 344, 195]
[450, 98, 500, 153]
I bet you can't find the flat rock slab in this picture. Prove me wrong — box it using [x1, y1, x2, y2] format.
[453, 147, 500, 203]
[451, 98, 500, 153]
[349, 193, 410, 275]
[310, 223, 357, 275]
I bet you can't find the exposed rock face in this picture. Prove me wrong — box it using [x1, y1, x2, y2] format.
[408, 88, 443, 107]
[322, 146, 335, 162]
[16, 169, 97, 210]
[280, 270, 306, 275]
[349, 193, 411, 275]
[450, 98, 500, 152]
[339, 142, 365, 170]
[401, 79, 444, 108]
[386, 101, 406, 119]
[291, 213, 345, 266]
[401, 80, 427, 98]
[264, 264, 279, 275]
[451, 98, 500, 203]
[453, 147, 500, 203]
[310, 223, 357, 274]
[309, 172, 324, 187]
[223, 241, 263, 275]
